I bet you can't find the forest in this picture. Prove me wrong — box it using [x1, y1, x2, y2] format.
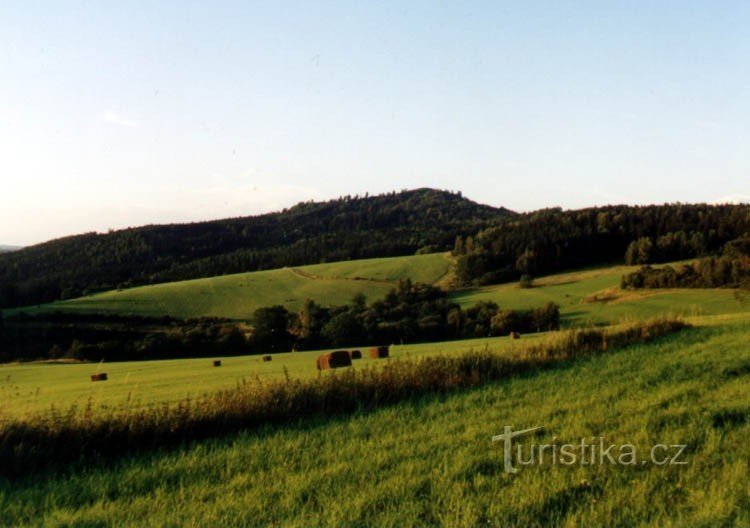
[453, 203, 750, 285]
[621, 235, 750, 289]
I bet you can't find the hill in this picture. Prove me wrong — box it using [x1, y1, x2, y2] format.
[24, 253, 453, 319]
[0, 246, 19, 253]
[453, 203, 750, 285]
[0, 189, 512, 309]
[24, 255, 750, 326]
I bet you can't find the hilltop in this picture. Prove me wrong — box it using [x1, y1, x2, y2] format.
[0, 189, 512, 309]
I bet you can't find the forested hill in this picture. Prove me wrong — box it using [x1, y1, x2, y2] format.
[454, 203, 750, 285]
[0, 189, 513, 308]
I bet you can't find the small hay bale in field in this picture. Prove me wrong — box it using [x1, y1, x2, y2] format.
[369, 346, 389, 359]
[349, 349, 362, 360]
[262, 355, 273, 362]
[509, 331, 521, 340]
[90, 373, 108, 382]
[316, 350, 352, 370]
[213, 360, 222, 367]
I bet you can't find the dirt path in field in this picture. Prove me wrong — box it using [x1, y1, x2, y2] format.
[287, 267, 395, 285]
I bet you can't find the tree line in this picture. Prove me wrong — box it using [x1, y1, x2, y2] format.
[0, 280, 559, 362]
[621, 236, 750, 289]
[453, 204, 750, 285]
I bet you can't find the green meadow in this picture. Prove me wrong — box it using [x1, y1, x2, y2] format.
[1, 255, 749, 526]
[2, 319, 748, 526]
[3, 258, 750, 423]
[17, 253, 452, 320]
[16, 255, 748, 329]
[452, 264, 750, 326]
[0, 332, 547, 421]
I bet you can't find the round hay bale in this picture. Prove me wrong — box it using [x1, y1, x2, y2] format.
[349, 349, 362, 360]
[90, 373, 108, 382]
[262, 355, 273, 362]
[213, 360, 222, 367]
[369, 346, 389, 359]
[509, 331, 521, 340]
[316, 350, 352, 370]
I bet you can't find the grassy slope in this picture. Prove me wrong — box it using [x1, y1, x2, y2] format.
[451, 264, 750, 326]
[2, 321, 748, 526]
[22, 253, 452, 320]
[4, 260, 750, 420]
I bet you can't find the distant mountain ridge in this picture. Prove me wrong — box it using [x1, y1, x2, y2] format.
[0, 189, 514, 308]
[0, 246, 20, 253]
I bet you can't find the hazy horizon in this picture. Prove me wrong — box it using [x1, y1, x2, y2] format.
[3, 1, 748, 246]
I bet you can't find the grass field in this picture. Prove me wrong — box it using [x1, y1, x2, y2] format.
[2, 319, 748, 526]
[451, 264, 750, 326]
[0, 333, 548, 421]
[15, 255, 749, 330]
[14, 253, 452, 320]
[4, 259, 750, 421]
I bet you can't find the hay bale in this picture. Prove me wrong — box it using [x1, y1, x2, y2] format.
[262, 355, 273, 362]
[349, 349, 362, 360]
[369, 346, 389, 359]
[213, 360, 222, 367]
[316, 350, 352, 370]
[510, 331, 521, 340]
[90, 373, 107, 382]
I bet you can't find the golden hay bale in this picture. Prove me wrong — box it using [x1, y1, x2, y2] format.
[369, 346, 389, 359]
[316, 350, 352, 370]
[213, 360, 222, 367]
[262, 355, 273, 362]
[90, 373, 108, 382]
[349, 349, 362, 359]
[509, 331, 521, 340]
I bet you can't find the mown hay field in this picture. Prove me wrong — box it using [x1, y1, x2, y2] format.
[2, 319, 747, 526]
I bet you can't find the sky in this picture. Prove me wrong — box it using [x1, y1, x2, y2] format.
[1, 1, 748, 246]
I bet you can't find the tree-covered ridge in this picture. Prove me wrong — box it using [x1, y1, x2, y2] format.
[0, 189, 513, 308]
[453, 203, 750, 285]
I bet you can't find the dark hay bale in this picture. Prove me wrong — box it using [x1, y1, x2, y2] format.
[90, 373, 108, 382]
[262, 355, 273, 362]
[369, 346, 389, 359]
[349, 350, 362, 360]
[510, 331, 521, 340]
[317, 350, 352, 370]
[213, 360, 222, 367]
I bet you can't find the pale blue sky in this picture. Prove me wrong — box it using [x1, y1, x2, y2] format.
[1, 1, 748, 245]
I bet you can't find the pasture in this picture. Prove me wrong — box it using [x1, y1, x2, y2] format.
[0, 333, 546, 421]
[451, 264, 750, 326]
[2, 319, 748, 526]
[14, 253, 452, 320]
[4, 258, 750, 421]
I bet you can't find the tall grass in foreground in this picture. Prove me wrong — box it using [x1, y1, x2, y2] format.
[0, 318, 688, 478]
